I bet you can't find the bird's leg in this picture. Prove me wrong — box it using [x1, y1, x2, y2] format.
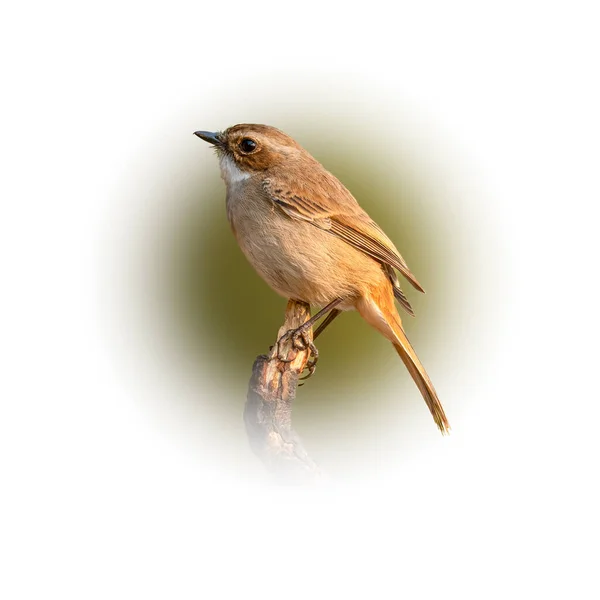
[298, 308, 343, 382]
[276, 298, 343, 372]
[313, 308, 342, 340]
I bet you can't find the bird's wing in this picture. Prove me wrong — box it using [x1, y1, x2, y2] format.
[262, 174, 424, 293]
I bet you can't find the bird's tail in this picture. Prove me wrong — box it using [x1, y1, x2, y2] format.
[357, 291, 450, 434]
[391, 327, 450, 434]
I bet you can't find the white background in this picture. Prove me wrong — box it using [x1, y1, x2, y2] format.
[1, 1, 599, 598]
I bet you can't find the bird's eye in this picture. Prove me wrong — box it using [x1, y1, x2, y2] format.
[239, 138, 257, 153]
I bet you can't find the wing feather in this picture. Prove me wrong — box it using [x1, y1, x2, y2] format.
[263, 177, 424, 293]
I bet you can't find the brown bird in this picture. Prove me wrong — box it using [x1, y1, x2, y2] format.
[194, 124, 450, 433]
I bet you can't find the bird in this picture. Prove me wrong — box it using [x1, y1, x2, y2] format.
[194, 124, 450, 433]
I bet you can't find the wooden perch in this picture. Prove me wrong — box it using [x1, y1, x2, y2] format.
[244, 300, 324, 483]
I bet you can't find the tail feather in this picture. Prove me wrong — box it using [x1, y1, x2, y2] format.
[392, 333, 450, 434]
[357, 292, 450, 434]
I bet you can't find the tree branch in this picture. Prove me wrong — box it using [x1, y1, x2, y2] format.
[244, 300, 323, 483]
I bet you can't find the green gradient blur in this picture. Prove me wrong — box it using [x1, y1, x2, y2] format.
[155, 117, 459, 464]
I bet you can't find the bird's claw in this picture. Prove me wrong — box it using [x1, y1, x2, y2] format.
[275, 324, 319, 378]
[274, 330, 296, 363]
[298, 354, 318, 385]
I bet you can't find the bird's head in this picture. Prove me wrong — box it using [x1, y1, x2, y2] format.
[194, 124, 306, 185]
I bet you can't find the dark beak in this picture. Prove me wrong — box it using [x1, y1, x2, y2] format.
[194, 130, 223, 146]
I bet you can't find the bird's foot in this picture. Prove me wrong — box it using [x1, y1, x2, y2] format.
[298, 354, 318, 385]
[275, 322, 319, 376]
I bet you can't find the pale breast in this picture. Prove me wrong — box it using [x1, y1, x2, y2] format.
[225, 179, 385, 307]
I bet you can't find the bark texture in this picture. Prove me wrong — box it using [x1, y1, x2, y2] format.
[244, 300, 323, 483]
